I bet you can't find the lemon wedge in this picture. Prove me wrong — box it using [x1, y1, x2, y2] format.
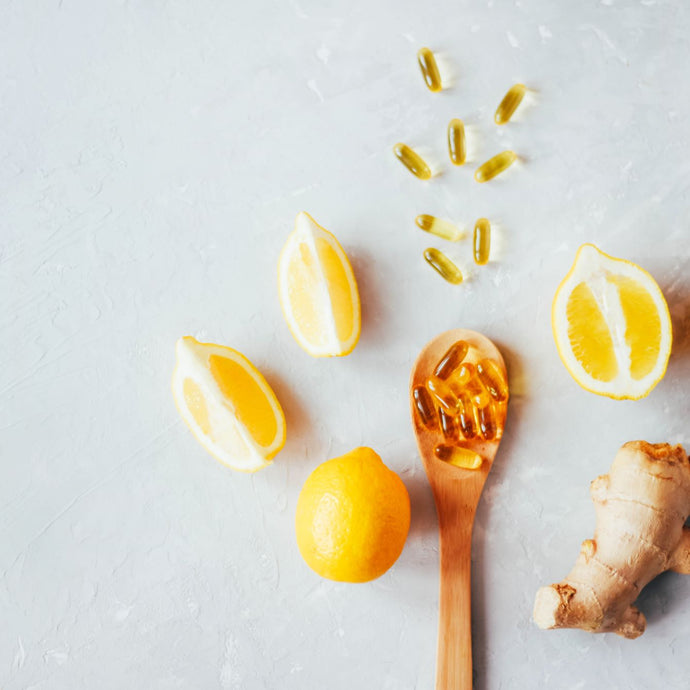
[552, 244, 672, 400]
[278, 211, 361, 357]
[172, 336, 286, 471]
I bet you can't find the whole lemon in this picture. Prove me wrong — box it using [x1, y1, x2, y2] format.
[295, 447, 411, 583]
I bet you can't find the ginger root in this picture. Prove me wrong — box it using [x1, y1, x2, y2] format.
[533, 441, 690, 639]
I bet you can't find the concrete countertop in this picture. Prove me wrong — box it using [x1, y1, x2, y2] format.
[3, 0, 690, 687]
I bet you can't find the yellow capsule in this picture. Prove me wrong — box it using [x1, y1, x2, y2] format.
[478, 402, 498, 440]
[417, 47, 442, 92]
[476, 358, 508, 402]
[457, 393, 478, 439]
[423, 248, 463, 285]
[434, 444, 482, 470]
[447, 118, 466, 166]
[433, 340, 469, 379]
[412, 385, 438, 430]
[473, 218, 491, 265]
[426, 376, 461, 413]
[393, 143, 432, 180]
[415, 214, 462, 242]
[465, 376, 491, 409]
[474, 150, 517, 183]
[495, 83, 526, 125]
[453, 362, 475, 389]
[438, 408, 459, 442]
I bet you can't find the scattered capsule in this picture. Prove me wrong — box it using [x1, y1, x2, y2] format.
[434, 444, 482, 470]
[495, 83, 526, 125]
[474, 150, 517, 183]
[423, 248, 463, 284]
[438, 408, 459, 441]
[427, 376, 461, 413]
[473, 218, 491, 265]
[466, 376, 491, 409]
[457, 393, 478, 439]
[417, 47, 442, 92]
[412, 385, 438, 430]
[415, 214, 462, 242]
[393, 143, 432, 180]
[478, 402, 498, 440]
[433, 340, 470, 380]
[447, 118, 466, 166]
[476, 359, 508, 402]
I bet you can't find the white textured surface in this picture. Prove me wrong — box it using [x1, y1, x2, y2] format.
[3, 1, 690, 688]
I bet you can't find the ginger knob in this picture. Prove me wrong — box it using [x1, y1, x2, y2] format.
[534, 441, 690, 639]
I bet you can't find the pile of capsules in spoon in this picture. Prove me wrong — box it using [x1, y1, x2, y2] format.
[411, 340, 508, 470]
[395, 47, 529, 285]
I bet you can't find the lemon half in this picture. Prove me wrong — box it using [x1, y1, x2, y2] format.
[552, 244, 672, 400]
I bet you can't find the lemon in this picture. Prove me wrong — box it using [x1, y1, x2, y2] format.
[171, 336, 286, 471]
[295, 447, 410, 583]
[552, 244, 672, 400]
[278, 211, 361, 357]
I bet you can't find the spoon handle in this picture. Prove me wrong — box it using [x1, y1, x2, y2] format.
[435, 495, 475, 690]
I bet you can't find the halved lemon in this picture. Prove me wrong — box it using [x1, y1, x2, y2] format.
[552, 244, 672, 400]
[172, 336, 286, 471]
[278, 211, 361, 357]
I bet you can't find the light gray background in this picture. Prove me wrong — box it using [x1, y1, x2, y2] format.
[3, 1, 690, 688]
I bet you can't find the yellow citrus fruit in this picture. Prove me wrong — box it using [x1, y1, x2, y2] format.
[552, 244, 672, 400]
[278, 211, 361, 357]
[295, 447, 410, 583]
[171, 336, 286, 472]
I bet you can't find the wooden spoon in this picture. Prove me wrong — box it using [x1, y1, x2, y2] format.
[410, 329, 509, 690]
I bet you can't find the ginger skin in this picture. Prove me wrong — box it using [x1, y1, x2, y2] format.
[533, 441, 690, 639]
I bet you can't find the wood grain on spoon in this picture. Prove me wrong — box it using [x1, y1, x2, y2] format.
[410, 329, 508, 690]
